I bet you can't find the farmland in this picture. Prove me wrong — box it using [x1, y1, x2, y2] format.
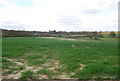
[2, 37, 118, 79]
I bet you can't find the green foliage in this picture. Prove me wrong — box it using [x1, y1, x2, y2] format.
[109, 31, 116, 38]
[21, 71, 35, 79]
[73, 63, 118, 79]
[25, 54, 45, 66]
[2, 66, 24, 76]
[37, 69, 53, 75]
[27, 59, 45, 66]
[94, 36, 99, 40]
[87, 34, 100, 40]
[86, 34, 93, 39]
[2, 58, 14, 69]
[2, 70, 13, 76]
[17, 66, 25, 70]
[26, 54, 43, 60]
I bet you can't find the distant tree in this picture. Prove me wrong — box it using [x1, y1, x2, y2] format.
[98, 34, 103, 38]
[87, 34, 93, 39]
[49, 30, 51, 33]
[109, 31, 116, 38]
[94, 36, 99, 40]
[87, 32, 100, 40]
[53, 30, 56, 32]
[93, 32, 100, 40]
[99, 31, 102, 33]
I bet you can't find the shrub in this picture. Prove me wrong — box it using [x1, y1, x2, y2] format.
[94, 36, 99, 40]
[87, 34, 93, 39]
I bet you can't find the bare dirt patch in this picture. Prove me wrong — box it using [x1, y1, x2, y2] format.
[2, 52, 84, 79]
[39, 59, 72, 79]
[40, 37, 89, 42]
[2, 57, 43, 79]
[42, 59, 62, 72]
[2, 57, 76, 79]
[79, 63, 85, 70]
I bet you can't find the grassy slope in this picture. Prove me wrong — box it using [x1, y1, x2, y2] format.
[2, 37, 118, 79]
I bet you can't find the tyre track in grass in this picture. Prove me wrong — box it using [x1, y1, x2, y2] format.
[69, 44, 86, 76]
[40, 59, 71, 79]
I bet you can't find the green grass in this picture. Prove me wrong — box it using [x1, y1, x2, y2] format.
[21, 71, 35, 79]
[26, 54, 43, 60]
[2, 57, 25, 76]
[72, 62, 118, 79]
[100, 38, 118, 42]
[25, 54, 46, 66]
[2, 70, 13, 76]
[2, 37, 118, 79]
[37, 69, 53, 75]
[2, 58, 14, 69]
[27, 59, 45, 66]
[17, 66, 25, 70]
[2, 66, 25, 76]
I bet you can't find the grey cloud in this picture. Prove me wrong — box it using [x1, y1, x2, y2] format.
[2, 21, 19, 24]
[8, 0, 33, 7]
[112, 20, 118, 22]
[0, 4, 4, 8]
[98, 1, 117, 8]
[1, 21, 30, 30]
[105, 24, 118, 31]
[1, 24, 30, 30]
[0, 4, 5, 11]
[82, 9, 100, 14]
[58, 16, 81, 26]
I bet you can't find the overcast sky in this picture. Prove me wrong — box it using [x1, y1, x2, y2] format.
[0, 0, 119, 31]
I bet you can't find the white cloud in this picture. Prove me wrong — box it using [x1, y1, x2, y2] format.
[0, 0, 119, 31]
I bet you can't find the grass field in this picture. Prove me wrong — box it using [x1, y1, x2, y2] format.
[2, 37, 118, 79]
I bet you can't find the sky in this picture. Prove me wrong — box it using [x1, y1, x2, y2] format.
[0, 0, 119, 31]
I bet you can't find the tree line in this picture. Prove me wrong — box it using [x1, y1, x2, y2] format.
[1, 29, 118, 39]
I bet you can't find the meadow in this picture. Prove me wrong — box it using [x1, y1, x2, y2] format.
[2, 37, 118, 79]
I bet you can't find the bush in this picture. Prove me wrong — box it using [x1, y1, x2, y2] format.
[109, 32, 116, 38]
[94, 36, 99, 40]
[87, 34, 93, 39]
